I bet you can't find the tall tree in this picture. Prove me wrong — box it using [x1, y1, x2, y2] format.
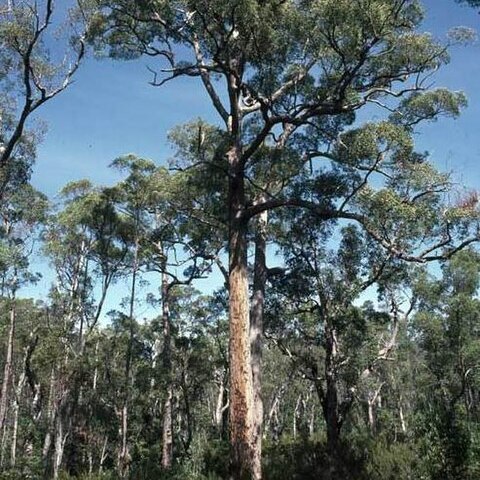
[0, 0, 86, 193]
[43, 180, 127, 478]
[413, 251, 480, 479]
[0, 184, 47, 460]
[91, 1, 478, 477]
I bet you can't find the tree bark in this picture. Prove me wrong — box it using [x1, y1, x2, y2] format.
[214, 370, 229, 433]
[53, 408, 66, 480]
[161, 270, 173, 470]
[118, 237, 139, 477]
[10, 333, 36, 467]
[228, 144, 255, 480]
[42, 368, 56, 472]
[323, 324, 341, 453]
[250, 203, 268, 480]
[0, 296, 16, 433]
[10, 382, 20, 467]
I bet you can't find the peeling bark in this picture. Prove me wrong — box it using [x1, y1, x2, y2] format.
[228, 144, 255, 479]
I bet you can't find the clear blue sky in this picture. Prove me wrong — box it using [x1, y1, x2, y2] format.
[24, 0, 480, 314]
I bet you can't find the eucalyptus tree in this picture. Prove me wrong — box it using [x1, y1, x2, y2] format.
[0, 0, 87, 195]
[43, 180, 128, 479]
[108, 155, 218, 474]
[0, 184, 47, 467]
[267, 125, 480, 457]
[87, 1, 479, 477]
[413, 251, 480, 479]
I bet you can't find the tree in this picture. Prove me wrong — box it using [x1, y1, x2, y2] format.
[0, 184, 47, 465]
[104, 155, 217, 474]
[43, 180, 127, 478]
[457, 0, 480, 8]
[90, 1, 478, 477]
[0, 0, 86, 194]
[413, 251, 480, 479]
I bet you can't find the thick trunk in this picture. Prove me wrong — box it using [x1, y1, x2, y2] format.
[323, 324, 340, 453]
[0, 297, 16, 433]
[250, 204, 267, 480]
[161, 271, 173, 469]
[228, 146, 255, 480]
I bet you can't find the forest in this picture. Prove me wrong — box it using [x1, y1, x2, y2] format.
[1, 0, 480, 479]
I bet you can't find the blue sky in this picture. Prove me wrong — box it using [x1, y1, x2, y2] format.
[31, 1, 480, 194]
[23, 0, 480, 314]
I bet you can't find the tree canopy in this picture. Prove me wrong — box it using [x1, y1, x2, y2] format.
[0, 1, 479, 480]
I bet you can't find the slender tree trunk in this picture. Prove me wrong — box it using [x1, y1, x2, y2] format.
[10, 398, 19, 467]
[118, 238, 139, 477]
[42, 368, 56, 472]
[250, 203, 267, 480]
[214, 370, 229, 432]
[88, 340, 99, 474]
[0, 420, 7, 467]
[367, 398, 375, 434]
[0, 294, 17, 433]
[215, 373, 225, 429]
[161, 269, 173, 469]
[53, 410, 66, 480]
[265, 381, 288, 442]
[293, 396, 301, 439]
[367, 385, 383, 435]
[99, 435, 108, 474]
[309, 403, 316, 438]
[118, 405, 128, 476]
[10, 342, 31, 467]
[228, 144, 255, 479]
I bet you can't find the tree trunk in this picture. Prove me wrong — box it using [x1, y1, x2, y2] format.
[323, 324, 340, 453]
[309, 403, 316, 438]
[250, 203, 267, 480]
[99, 435, 108, 474]
[367, 398, 375, 434]
[118, 404, 129, 477]
[214, 370, 229, 434]
[161, 270, 173, 470]
[53, 409, 66, 480]
[10, 337, 33, 467]
[0, 296, 16, 433]
[118, 238, 139, 477]
[228, 145, 255, 480]
[10, 387, 20, 467]
[42, 368, 56, 473]
[265, 380, 289, 442]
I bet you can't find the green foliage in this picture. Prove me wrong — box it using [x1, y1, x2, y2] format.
[1, 1, 480, 479]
